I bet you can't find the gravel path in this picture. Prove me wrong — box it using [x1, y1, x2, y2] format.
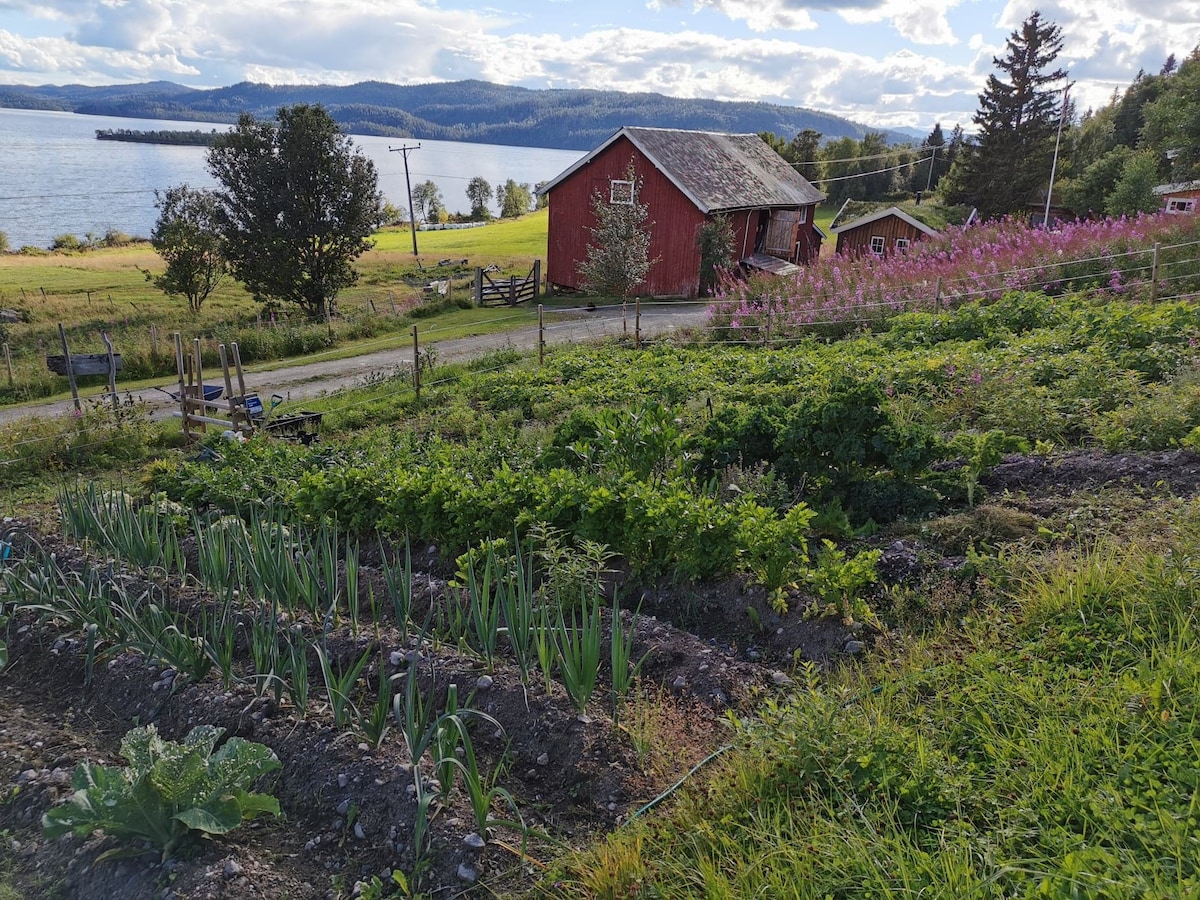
[0, 302, 713, 425]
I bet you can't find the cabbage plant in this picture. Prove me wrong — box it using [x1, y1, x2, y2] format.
[44, 724, 281, 860]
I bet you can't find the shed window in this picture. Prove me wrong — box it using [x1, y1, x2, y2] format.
[895, 238, 911, 252]
[610, 179, 635, 205]
[1167, 198, 1196, 213]
[870, 235, 885, 254]
[797, 206, 808, 224]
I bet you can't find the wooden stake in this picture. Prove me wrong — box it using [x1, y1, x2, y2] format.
[174, 332, 189, 441]
[3, 342, 12, 388]
[538, 304, 545, 366]
[1150, 242, 1161, 303]
[101, 330, 118, 411]
[57, 323, 81, 414]
[412, 325, 421, 402]
[219, 343, 236, 428]
[635, 298, 642, 350]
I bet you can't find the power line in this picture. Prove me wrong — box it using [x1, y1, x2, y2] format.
[813, 154, 933, 184]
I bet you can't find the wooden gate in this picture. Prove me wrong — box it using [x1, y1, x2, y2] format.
[475, 261, 541, 306]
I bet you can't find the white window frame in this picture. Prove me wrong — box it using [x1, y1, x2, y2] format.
[869, 235, 885, 254]
[895, 238, 911, 252]
[609, 179, 635, 205]
[797, 206, 808, 224]
[1167, 198, 1195, 213]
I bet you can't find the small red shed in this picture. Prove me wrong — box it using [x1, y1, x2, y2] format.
[1154, 181, 1200, 214]
[538, 127, 825, 298]
[830, 200, 976, 257]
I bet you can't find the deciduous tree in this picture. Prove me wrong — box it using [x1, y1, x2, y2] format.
[207, 104, 382, 318]
[411, 180, 443, 224]
[148, 185, 226, 313]
[577, 165, 657, 299]
[465, 176, 493, 220]
[498, 180, 533, 218]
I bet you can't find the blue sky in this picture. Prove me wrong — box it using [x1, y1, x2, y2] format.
[0, 0, 1196, 135]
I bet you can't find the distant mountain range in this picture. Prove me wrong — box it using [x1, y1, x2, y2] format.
[0, 79, 918, 150]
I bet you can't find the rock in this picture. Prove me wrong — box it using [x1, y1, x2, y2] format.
[770, 671, 792, 686]
[477, 674, 494, 690]
[536, 752, 549, 766]
[672, 675, 687, 691]
[336, 798, 352, 816]
[463, 832, 486, 850]
[844, 640, 866, 656]
[389, 650, 404, 666]
[337, 774, 349, 789]
[354, 822, 366, 840]
[224, 859, 244, 877]
[457, 863, 478, 883]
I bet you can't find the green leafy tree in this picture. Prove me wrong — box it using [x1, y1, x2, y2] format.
[147, 185, 226, 313]
[0, 230, 8, 253]
[1059, 146, 1132, 217]
[207, 104, 382, 318]
[411, 180, 443, 223]
[43, 724, 280, 861]
[1105, 151, 1161, 217]
[944, 11, 1068, 219]
[499, 179, 533, 218]
[577, 166, 657, 298]
[1141, 47, 1200, 182]
[465, 176, 493, 220]
[697, 215, 736, 295]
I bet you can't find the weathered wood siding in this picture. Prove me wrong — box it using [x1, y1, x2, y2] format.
[835, 215, 928, 257]
[546, 136, 822, 297]
[1162, 188, 1200, 213]
[546, 137, 707, 297]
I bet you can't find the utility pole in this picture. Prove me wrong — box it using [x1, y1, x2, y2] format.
[1043, 82, 1070, 228]
[389, 143, 420, 256]
[925, 144, 937, 193]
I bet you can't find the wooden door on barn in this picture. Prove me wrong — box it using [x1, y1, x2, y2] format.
[762, 210, 800, 262]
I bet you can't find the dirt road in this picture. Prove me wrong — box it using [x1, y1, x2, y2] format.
[0, 302, 713, 425]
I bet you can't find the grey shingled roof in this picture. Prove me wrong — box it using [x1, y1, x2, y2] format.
[539, 126, 825, 213]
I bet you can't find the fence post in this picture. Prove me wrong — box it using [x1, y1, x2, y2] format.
[474, 268, 483, 306]
[2, 342, 11, 388]
[635, 298, 642, 350]
[57, 323, 81, 414]
[509, 276, 517, 306]
[412, 325, 421, 402]
[150, 323, 159, 357]
[101, 330, 119, 411]
[369, 298, 377, 315]
[622, 301, 628, 337]
[538, 304, 545, 366]
[934, 277, 943, 313]
[764, 304, 771, 348]
[1150, 242, 1161, 303]
[174, 332, 189, 441]
[533, 260, 542, 301]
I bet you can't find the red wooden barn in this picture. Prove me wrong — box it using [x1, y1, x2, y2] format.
[830, 200, 976, 257]
[538, 127, 825, 298]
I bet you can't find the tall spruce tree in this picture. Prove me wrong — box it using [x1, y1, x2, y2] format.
[945, 11, 1068, 219]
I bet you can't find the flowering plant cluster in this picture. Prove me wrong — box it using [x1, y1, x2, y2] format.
[711, 212, 1200, 340]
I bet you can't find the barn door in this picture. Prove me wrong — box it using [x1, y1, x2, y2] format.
[762, 210, 800, 261]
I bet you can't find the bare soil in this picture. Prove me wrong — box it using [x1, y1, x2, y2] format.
[4, 445, 1199, 897]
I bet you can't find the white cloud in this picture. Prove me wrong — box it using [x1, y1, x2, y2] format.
[839, 0, 960, 45]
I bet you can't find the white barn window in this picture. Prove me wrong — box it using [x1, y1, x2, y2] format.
[870, 235, 885, 254]
[610, 179, 634, 204]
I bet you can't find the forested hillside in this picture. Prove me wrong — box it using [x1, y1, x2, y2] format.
[0, 78, 907, 150]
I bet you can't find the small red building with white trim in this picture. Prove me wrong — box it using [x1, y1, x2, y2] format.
[538, 127, 825, 298]
[1155, 181, 1200, 214]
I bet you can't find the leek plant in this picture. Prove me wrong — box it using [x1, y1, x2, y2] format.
[357, 659, 394, 748]
[314, 640, 371, 728]
[463, 549, 502, 673]
[555, 596, 603, 712]
[282, 627, 311, 717]
[499, 544, 537, 684]
[381, 538, 414, 634]
[609, 596, 646, 722]
[58, 484, 184, 573]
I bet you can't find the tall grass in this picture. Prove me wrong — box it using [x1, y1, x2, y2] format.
[551, 533, 1200, 896]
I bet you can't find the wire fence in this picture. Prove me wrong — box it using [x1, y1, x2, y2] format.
[4, 227, 1200, 468]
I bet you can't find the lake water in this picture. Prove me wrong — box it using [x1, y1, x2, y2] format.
[0, 107, 585, 250]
